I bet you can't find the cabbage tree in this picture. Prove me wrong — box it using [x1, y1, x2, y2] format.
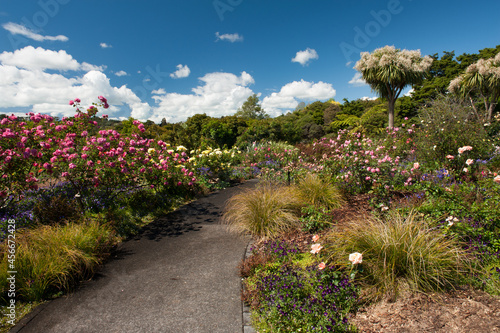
[448, 53, 500, 121]
[355, 46, 433, 128]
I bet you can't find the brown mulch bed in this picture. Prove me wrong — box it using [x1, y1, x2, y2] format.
[351, 288, 500, 332]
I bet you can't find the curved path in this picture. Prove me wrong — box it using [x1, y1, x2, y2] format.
[11, 180, 258, 333]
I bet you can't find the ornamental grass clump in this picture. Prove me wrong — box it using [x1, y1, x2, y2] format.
[325, 210, 473, 300]
[222, 185, 301, 239]
[0, 220, 117, 302]
[292, 173, 345, 211]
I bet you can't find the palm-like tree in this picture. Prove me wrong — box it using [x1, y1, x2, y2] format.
[355, 46, 433, 128]
[448, 53, 500, 122]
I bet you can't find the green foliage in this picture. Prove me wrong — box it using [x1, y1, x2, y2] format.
[250, 264, 358, 333]
[201, 116, 247, 148]
[299, 205, 332, 233]
[325, 211, 473, 300]
[413, 178, 500, 260]
[414, 95, 494, 170]
[222, 185, 302, 239]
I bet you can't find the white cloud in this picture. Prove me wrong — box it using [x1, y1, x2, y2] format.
[348, 72, 367, 87]
[0, 47, 149, 120]
[150, 71, 254, 123]
[115, 70, 128, 77]
[291, 48, 318, 66]
[215, 32, 244, 42]
[152, 88, 166, 95]
[100, 42, 112, 48]
[170, 64, 190, 79]
[0, 46, 107, 72]
[361, 96, 378, 101]
[262, 80, 336, 116]
[2, 22, 68, 42]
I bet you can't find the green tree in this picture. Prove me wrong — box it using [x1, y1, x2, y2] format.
[235, 94, 268, 120]
[181, 113, 212, 149]
[448, 52, 500, 121]
[355, 45, 433, 128]
[201, 116, 247, 148]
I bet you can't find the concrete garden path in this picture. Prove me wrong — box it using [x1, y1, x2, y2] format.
[11, 180, 258, 333]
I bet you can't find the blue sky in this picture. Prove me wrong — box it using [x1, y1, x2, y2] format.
[0, 0, 499, 123]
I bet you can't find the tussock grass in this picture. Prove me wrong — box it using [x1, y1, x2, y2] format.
[0, 220, 118, 302]
[325, 210, 473, 300]
[222, 185, 301, 239]
[292, 173, 345, 210]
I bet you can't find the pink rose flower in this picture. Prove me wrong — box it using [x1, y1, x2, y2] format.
[349, 252, 363, 265]
[310, 243, 323, 254]
[318, 262, 326, 270]
[493, 175, 500, 184]
[312, 234, 319, 242]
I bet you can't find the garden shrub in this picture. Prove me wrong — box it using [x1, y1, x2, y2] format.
[299, 205, 333, 233]
[415, 95, 494, 171]
[248, 264, 358, 332]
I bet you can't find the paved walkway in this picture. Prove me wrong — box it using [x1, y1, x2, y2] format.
[11, 180, 258, 333]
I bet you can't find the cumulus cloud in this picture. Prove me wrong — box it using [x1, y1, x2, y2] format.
[291, 48, 318, 66]
[2, 22, 68, 42]
[0, 46, 149, 119]
[0, 46, 107, 72]
[150, 71, 254, 123]
[114, 70, 128, 77]
[348, 72, 367, 87]
[262, 80, 336, 116]
[170, 64, 190, 79]
[152, 88, 166, 95]
[215, 32, 244, 42]
[100, 42, 112, 48]
[361, 96, 378, 101]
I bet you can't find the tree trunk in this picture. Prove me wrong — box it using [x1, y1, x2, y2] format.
[488, 103, 496, 122]
[388, 98, 395, 128]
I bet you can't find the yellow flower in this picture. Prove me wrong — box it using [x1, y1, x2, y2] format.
[176, 145, 187, 151]
[148, 148, 155, 154]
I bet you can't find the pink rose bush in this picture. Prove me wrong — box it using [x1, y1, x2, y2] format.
[304, 128, 418, 198]
[0, 97, 197, 209]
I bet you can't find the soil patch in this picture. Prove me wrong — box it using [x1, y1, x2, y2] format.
[351, 287, 500, 332]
